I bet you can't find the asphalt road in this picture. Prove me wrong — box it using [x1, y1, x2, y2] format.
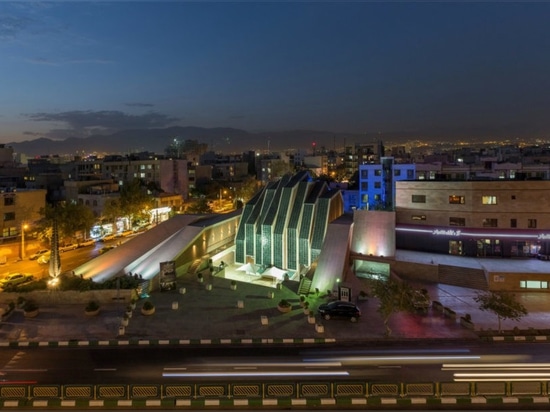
[2, 341, 550, 386]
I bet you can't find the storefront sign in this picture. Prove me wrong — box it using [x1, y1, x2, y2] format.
[432, 229, 462, 237]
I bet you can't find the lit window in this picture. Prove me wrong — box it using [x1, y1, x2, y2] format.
[482, 196, 497, 205]
[449, 195, 465, 204]
[374, 170, 382, 176]
[412, 215, 426, 221]
[520, 280, 549, 289]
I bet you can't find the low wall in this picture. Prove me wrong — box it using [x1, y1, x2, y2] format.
[392, 259, 439, 283]
[0, 289, 132, 306]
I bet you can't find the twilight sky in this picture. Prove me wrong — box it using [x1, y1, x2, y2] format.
[2, 1, 550, 144]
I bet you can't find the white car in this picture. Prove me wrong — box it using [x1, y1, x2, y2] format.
[29, 249, 49, 260]
[59, 244, 78, 253]
[79, 239, 96, 247]
[37, 253, 51, 265]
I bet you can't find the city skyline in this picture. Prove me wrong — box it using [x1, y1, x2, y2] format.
[2, 1, 550, 150]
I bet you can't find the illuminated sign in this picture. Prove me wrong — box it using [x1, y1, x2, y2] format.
[432, 229, 462, 237]
[538, 234, 550, 240]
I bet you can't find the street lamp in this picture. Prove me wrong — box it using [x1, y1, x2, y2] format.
[20, 222, 28, 260]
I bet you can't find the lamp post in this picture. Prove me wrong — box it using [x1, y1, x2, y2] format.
[20, 222, 28, 260]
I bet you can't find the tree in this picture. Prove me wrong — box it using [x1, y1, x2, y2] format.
[474, 290, 528, 333]
[119, 179, 154, 227]
[368, 277, 417, 337]
[185, 197, 213, 214]
[234, 175, 261, 207]
[38, 202, 96, 243]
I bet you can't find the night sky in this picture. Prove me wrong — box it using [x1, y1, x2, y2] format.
[2, 1, 550, 147]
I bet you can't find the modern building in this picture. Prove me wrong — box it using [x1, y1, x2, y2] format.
[358, 157, 415, 210]
[395, 180, 550, 258]
[235, 171, 344, 274]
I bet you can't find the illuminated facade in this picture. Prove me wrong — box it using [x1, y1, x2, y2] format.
[235, 171, 344, 273]
[395, 180, 550, 258]
[358, 157, 415, 210]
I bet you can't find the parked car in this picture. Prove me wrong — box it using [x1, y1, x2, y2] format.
[0, 273, 34, 289]
[37, 252, 51, 265]
[29, 249, 49, 260]
[59, 244, 78, 252]
[317, 301, 361, 322]
[79, 239, 97, 247]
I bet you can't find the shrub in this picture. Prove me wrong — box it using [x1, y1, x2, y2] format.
[23, 300, 38, 312]
[278, 299, 291, 308]
[85, 300, 99, 312]
[142, 300, 155, 311]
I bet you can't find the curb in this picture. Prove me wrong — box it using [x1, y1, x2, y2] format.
[0, 337, 337, 348]
[3, 395, 550, 409]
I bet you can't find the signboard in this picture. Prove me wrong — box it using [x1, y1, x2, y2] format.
[159, 261, 177, 291]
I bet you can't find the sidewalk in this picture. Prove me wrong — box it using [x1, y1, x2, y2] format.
[3, 269, 549, 345]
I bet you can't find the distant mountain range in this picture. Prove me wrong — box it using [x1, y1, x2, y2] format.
[7, 126, 386, 157]
[7, 126, 384, 156]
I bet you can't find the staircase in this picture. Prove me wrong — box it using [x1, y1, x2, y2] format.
[438, 264, 488, 290]
[138, 279, 151, 298]
[298, 276, 312, 296]
[187, 259, 202, 276]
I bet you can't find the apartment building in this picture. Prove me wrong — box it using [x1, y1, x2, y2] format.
[395, 180, 550, 258]
[358, 157, 415, 210]
[0, 188, 46, 241]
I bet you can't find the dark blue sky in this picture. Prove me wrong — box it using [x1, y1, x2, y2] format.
[2, 1, 550, 146]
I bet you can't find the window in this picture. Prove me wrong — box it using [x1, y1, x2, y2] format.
[482, 195, 497, 205]
[511, 195, 516, 200]
[394, 169, 401, 177]
[3, 212, 15, 221]
[411, 194, 426, 203]
[360, 170, 368, 178]
[528, 219, 537, 229]
[407, 170, 414, 179]
[482, 218, 498, 228]
[4, 197, 14, 206]
[412, 215, 426, 221]
[360, 182, 368, 191]
[510, 219, 517, 228]
[520, 280, 548, 289]
[374, 169, 381, 176]
[449, 217, 465, 226]
[374, 182, 381, 189]
[449, 195, 465, 204]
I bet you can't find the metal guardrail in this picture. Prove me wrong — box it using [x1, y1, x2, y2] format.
[1, 380, 549, 409]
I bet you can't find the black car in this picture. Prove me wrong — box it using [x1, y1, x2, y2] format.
[317, 301, 361, 322]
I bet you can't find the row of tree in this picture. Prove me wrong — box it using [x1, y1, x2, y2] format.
[368, 277, 528, 336]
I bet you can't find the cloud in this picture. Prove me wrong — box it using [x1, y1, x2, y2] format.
[0, 15, 32, 40]
[24, 110, 181, 138]
[25, 57, 113, 66]
[125, 102, 155, 108]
